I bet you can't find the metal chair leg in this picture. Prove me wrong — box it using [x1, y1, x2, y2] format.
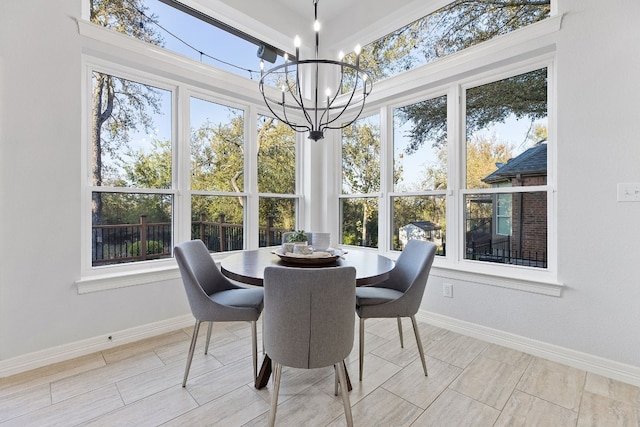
[183, 320, 201, 387]
[410, 315, 428, 376]
[336, 361, 354, 427]
[268, 362, 283, 427]
[251, 320, 258, 380]
[204, 322, 213, 355]
[359, 317, 365, 381]
[397, 317, 404, 348]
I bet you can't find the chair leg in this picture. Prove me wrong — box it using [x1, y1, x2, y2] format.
[334, 365, 339, 396]
[410, 315, 428, 376]
[251, 320, 258, 380]
[268, 362, 283, 427]
[397, 317, 404, 348]
[336, 361, 354, 427]
[183, 320, 201, 387]
[204, 322, 213, 355]
[359, 317, 365, 381]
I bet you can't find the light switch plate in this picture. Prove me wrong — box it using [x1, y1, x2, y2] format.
[617, 183, 640, 202]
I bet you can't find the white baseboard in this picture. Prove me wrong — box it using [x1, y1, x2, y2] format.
[0, 314, 195, 378]
[416, 310, 640, 387]
[4, 311, 639, 388]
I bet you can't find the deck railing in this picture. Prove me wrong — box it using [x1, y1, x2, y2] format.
[92, 214, 287, 266]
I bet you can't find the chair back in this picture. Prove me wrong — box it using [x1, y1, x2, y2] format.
[263, 266, 356, 369]
[174, 240, 234, 320]
[386, 239, 437, 314]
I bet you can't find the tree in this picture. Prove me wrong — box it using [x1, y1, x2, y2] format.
[90, 0, 164, 224]
[257, 116, 296, 233]
[190, 113, 245, 225]
[358, 0, 549, 153]
[341, 119, 381, 247]
[465, 133, 514, 189]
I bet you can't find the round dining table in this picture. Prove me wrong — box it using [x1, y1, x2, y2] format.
[220, 247, 395, 287]
[219, 247, 395, 389]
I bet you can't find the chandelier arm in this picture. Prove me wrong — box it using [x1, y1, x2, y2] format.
[260, 89, 310, 133]
[323, 80, 372, 130]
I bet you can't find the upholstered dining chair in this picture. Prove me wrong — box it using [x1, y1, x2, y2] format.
[174, 240, 264, 387]
[263, 265, 356, 427]
[356, 239, 437, 381]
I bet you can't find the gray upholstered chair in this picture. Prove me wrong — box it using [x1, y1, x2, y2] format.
[356, 239, 437, 381]
[263, 265, 356, 427]
[174, 240, 264, 387]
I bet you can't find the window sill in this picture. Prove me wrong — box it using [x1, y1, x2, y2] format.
[430, 264, 563, 297]
[76, 265, 181, 294]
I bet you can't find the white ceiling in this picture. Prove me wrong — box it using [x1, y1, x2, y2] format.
[186, 0, 443, 55]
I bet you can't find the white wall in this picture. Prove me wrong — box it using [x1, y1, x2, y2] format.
[0, 0, 191, 363]
[1, 0, 639, 382]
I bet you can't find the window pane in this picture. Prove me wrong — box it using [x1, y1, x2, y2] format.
[190, 97, 244, 192]
[355, 1, 549, 82]
[191, 195, 244, 252]
[92, 72, 172, 189]
[466, 68, 548, 189]
[393, 95, 447, 191]
[257, 115, 296, 193]
[259, 197, 296, 247]
[90, 0, 285, 80]
[340, 197, 378, 248]
[92, 192, 173, 266]
[464, 192, 547, 268]
[342, 115, 380, 194]
[392, 196, 446, 255]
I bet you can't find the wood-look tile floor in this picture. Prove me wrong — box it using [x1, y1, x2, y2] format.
[2, 318, 639, 426]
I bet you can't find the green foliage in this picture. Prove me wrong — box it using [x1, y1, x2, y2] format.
[287, 230, 308, 242]
[130, 240, 164, 256]
[357, 1, 549, 153]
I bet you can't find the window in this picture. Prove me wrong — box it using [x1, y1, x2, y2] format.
[392, 95, 447, 254]
[190, 97, 246, 252]
[90, 0, 285, 80]
[355, 0, 550, 82]
[257, 114, 297, 247]
[463, 67, 548, 268]
[90, 71, 174, 266]
[340, 114, 380, 248]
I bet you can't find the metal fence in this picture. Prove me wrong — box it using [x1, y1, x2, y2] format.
[92, 214, 287, 266]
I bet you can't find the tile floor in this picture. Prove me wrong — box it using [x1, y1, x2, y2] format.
[1, 318, 639, 426]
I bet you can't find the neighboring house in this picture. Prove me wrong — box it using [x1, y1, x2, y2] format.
[399, 220, 443, 249]
[469, 141, 547, 266]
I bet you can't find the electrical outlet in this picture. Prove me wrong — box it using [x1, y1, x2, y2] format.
[443, 283, 453, 298]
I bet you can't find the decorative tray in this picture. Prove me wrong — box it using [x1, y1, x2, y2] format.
[272, 248, 344, 265]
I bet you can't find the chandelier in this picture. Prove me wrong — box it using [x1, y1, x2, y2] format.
[258, 0, 373, 141]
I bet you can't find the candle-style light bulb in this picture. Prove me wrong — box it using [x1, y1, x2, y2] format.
[354, 44, 361, 67]
[294, 36, 301, 59]
[284, 53, 288, 62]
[338, 51, 344, 61]
[314, 20, 320, 32]
[260, 59, 264, 76]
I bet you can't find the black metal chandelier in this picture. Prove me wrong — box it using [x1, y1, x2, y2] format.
[258, 0, 373, 141]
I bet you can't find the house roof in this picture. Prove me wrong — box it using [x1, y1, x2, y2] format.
[403, 221, 441, 231]
[483, 141, 547, 184]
